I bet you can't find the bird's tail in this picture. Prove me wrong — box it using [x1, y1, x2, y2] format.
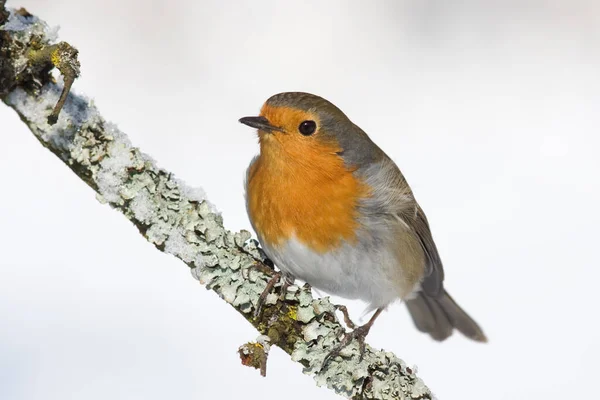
[405, 289, 487, 342]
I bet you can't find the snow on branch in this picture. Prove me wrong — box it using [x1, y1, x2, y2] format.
[0, 6, 432, 400]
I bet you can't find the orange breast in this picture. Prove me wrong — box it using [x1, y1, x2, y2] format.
[247, 136, 370, 253]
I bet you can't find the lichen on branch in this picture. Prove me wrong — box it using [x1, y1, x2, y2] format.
[0, 6, 432, 400]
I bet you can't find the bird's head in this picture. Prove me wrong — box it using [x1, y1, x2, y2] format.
[239, 92, 381, 168]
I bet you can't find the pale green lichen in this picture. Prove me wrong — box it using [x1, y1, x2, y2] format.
[303, 320, 334, 342]
[1, 7, 433, 399]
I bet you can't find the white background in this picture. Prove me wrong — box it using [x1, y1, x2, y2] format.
[1, 1, 599, 399]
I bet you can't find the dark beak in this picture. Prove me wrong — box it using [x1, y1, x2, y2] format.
[238, 116, 282, 133]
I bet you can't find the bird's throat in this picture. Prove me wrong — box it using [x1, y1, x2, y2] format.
[247, 144, 370, 253]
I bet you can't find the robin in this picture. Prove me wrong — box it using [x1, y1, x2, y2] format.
[239, 92, 487, 360]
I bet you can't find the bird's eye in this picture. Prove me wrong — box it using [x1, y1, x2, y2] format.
[298, 120, 317, 136]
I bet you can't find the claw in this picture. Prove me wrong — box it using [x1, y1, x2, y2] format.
[321, 307, 384, 370]
[335, 304, 357, 330]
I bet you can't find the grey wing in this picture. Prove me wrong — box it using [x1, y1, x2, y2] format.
[361, 157, 445, 297]
[407, 204, 445, 296]
[360, 157, 485, 342]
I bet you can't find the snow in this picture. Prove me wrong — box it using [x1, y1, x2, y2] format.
[176, 179, 207, 203]
[164, 229, 197, 264]
[6, 81, 95, 154]
[96, 145, 133, 203]
[130, 190, 155, 224]
[3, 8, 58, 42]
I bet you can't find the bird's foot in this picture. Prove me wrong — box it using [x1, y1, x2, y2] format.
[321, 322, 373, 369]
[321, 307, 384, 370]
[335, 304, 358, 330]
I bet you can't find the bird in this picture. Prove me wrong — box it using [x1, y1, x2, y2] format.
[239, 92, 486, 359]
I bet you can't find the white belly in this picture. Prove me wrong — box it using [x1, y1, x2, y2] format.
[260, 234, 409, 310]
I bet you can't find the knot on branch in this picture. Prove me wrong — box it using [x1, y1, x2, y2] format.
[1, 7, 79, 124]
[239, 335, 271, 377]
[27, 41, 80, 124]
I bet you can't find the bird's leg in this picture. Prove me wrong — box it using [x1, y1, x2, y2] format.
[279, 273, 294, 297]
[334, 304, 358, 330]
[254, 271, 295, 318]
[322, 307, 384, 369]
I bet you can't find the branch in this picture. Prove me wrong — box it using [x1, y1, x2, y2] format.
[0, 6, 432, 400]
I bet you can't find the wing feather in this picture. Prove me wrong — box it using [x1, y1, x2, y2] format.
[360, 157, 445, 297]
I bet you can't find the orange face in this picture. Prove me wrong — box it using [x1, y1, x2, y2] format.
[256, 103, 341, 161]
[245, 104, 371, 253]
